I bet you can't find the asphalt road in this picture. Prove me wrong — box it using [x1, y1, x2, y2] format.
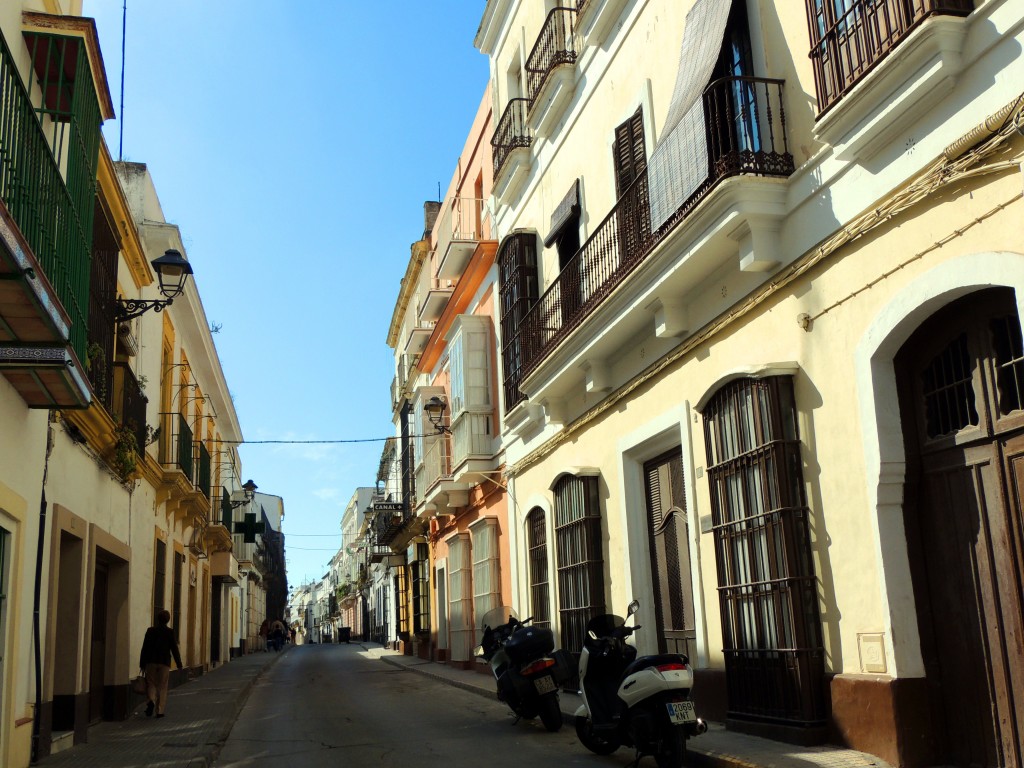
[211, 643, 641, 768]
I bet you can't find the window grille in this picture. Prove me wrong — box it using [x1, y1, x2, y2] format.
[920, 333, 979, 438]
[471, 519, 501, 644]
[992, 314, 1024, 415]
[412, 549, 431, 634]
[702, 376, 825, 726]
[172, 552, 184, 643]
[153, 539, 166, 621]
[527, 508, 551, 630]
[447, 534, 474, 661]
[554, 474, 605, 663]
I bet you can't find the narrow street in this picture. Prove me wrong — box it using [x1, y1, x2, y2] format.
[213, 644, 616, 768]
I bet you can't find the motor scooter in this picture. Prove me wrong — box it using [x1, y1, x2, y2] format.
[574, 600, 706, 767]
[474, 606, 574, 732]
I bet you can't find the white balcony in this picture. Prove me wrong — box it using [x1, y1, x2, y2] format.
[437, 198, 489, 281]
[404, 321, 435, 357]
[417, 278, 455, 322]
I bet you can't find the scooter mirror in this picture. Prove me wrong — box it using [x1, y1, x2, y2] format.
[473, 645, 485, 657]
[627, 599, 640, 616]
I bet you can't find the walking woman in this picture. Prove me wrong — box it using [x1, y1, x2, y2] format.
[140, 609, 183, 718]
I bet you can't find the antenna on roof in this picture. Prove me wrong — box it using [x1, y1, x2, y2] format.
[118, 0, 127, 161]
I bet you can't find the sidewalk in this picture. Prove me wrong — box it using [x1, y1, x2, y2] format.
[366, 644, 893, 768]
[40, 650, 283, 768]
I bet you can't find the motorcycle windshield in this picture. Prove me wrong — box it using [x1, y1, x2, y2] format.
[480, 605, 518, 632]
[586, 613, 625, 639]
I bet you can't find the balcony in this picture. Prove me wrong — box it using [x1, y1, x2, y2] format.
[811, 0, 972, 115]
[404, 321, 435, 357]
[574, 0, 628, 46]
[417, 278, 455, 322]
[197, 442, 212, 499]
[111, 362, 148, 458]
[161, 412, 195, 483]
[0, 27, 105, 408]
[810, 0, 972, 159]
[525, 7, 579, 136]
[436, 198, 489, 281]
[512, 77, 794, 397]
[491, 98, 532, 200]
[451, 412, 496, 479]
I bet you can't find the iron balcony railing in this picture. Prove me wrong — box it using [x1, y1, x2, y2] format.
[525, 7, 579, 104]
[112, 362, 147, 455]
[491, 98, 532, 179]
[197, 442, 212, 499]
[515, 77, 794, 381]
[0, 29, 101, 364]
[160, 412, 194, 482]
[808, 0, 972, 115]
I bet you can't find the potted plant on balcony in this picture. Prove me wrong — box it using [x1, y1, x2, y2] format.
[111, 420, 139, 480]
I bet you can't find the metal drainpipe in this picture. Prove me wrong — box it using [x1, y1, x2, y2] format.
[30, 413, 56, 764]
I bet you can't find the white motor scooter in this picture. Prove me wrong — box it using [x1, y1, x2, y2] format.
[574, 600, 706, 767]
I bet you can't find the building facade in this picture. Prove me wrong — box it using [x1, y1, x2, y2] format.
[0, 4, 273, 765]
[476, 0, 1024, 766]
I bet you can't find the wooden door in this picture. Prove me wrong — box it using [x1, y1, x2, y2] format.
[643, 449, 697, 661]
[897, 288, 1024, 767]
[89, 563, 108, 722]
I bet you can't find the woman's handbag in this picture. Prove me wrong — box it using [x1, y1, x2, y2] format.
[131, 673, 147, 695]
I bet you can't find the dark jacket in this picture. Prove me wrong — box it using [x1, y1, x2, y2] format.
[140, 625, 183, 669]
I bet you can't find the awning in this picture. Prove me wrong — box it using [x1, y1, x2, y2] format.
[544, 179, 581, 247]
[648, 0, 733, 231]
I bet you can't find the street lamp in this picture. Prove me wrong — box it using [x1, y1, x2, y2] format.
[424, 395, 450, 434]
[115, 249, 194, 321]
[229, 479, 258, 509]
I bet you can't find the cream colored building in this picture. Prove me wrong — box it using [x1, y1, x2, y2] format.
[0, 4, 256, 765]
[476, 0, 1024, 766]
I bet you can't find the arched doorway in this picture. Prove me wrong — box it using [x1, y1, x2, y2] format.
[895, 287, 1024, 767]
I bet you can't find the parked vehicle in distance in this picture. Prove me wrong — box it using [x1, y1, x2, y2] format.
[574, 600, 706, 767]
[474, 606, 574, 731]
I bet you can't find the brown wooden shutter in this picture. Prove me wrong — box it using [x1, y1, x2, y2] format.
[612, 107, 647, 197]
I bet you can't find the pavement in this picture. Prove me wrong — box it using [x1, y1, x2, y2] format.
[35, 641, 893, 768]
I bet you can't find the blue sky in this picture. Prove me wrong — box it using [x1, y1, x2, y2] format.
[82, 1, 490, 586]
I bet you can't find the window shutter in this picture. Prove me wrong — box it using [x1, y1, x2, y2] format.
[613, 107, 647, 197]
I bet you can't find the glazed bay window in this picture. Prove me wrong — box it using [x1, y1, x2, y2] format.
[498, 232, 539, 411]
[448, 315, 493, 468]
[702, 376, 826, 728]
[470, 518, 501, 645]
[413, 386, 449, 494]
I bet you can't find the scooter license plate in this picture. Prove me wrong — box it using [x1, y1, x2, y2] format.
[534, 675, 557, 695]
[666, 701, 696, 724]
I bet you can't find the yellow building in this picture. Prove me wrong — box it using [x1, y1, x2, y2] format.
[476, 1, 1024, 766]
[0, 4, 253, 765]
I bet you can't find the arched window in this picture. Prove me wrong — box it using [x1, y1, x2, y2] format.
[702, 376, 825, 727]
[553, 474, 605, 658]
[526, 508, 550, 630]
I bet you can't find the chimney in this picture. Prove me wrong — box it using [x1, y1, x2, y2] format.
[423, 201, 442, 239]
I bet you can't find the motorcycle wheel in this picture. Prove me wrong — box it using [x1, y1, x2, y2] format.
[575, 715, 620, 755]
[653, 726, 687, 768]
[538, 694, 562, 732]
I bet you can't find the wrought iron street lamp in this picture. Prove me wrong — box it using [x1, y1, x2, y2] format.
[424, 395, 450, 433]
[229, 479, 258, 509]
[115, 249, 194, 321]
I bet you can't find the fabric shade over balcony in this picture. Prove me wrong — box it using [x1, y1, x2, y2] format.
[648, 0, 733, 231]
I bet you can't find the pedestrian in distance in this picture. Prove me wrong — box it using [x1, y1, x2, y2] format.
[139, 609, 183, 718]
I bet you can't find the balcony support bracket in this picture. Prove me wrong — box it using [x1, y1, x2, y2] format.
[731, 216, 781, 273]
[649, 298, 689, 339]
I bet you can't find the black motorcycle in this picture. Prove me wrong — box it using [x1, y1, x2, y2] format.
[474, 606, 573, 731]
